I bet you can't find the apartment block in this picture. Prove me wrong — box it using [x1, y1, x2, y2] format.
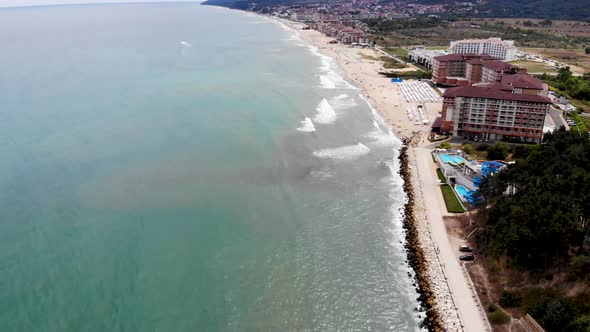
[440, 86, 551, 143]
[449, 38, 518, 61]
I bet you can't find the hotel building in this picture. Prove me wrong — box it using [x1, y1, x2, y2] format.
[449, 38, 518, 61]
[440, 86, 551, 143]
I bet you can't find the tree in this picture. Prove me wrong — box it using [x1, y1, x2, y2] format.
[586, 47, 590, 55]
[539, 19, 553, 26]
[487, 142, 508, 160]
[477, 131, 590, 267]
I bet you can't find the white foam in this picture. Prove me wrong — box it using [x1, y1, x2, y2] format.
[309, 168, 334, 180]
[330, 93, 358, 109]
[307, 45, 354, 90]
[364, 128, 398, 147]
[319, 75, 337, 89]
[313, 99, 337, 124]
[297, 117, 316, 132]
[313, 143, 370, 160]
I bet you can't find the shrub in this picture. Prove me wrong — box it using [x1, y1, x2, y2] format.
[499, 290, 522, 308]
[476, 144, 489, 152]
[570, 255, 590, 276]
[463, 143, 475, 155]
[437, 142, 451, 149]
[487, 142, 508, 160]
[489, 310, 511, 325]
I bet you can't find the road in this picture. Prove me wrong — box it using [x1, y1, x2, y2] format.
[413, 142, 491, 332]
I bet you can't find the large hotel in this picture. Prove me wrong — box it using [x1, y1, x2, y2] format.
[432, 52, 552, 143]
[449, 38, 517, 61]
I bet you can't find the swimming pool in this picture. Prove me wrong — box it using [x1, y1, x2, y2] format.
[454, 185, 469, 201]
[440, 153, 467, 166]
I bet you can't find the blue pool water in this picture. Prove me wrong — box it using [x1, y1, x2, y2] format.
[440, 153, 467, 165]
[454, 185, 469, 201]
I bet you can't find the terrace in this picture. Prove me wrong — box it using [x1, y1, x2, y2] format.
[433, 149, 506, 208]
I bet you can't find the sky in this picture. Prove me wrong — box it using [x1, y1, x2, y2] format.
[0, 0, 197, 7]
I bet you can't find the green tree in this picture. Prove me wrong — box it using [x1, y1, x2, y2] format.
[487, 142, 508, 160]
[477, 130, 590, 267]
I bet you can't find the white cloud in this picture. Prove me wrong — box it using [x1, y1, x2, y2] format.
[0, 0, 197, 8]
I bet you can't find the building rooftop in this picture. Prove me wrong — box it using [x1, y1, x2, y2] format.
[483, 61, 519, 72]
[472, 82, 514, 91]
[434, 53, 498, 63]
[450, 38, 516, 46]
[501, 74, 545, 90]
[443, 86, 551, 103]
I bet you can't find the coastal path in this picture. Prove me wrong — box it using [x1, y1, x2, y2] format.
[413, 142, 491, 332]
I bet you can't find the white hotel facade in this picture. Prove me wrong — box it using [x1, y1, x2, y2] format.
[449, 38, 517, 61]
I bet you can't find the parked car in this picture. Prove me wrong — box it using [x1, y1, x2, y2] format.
[459, 254, 475, 261]
[459, 245, 473, 252]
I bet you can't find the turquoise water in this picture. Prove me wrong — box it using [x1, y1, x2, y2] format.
[454, 185, 469, 201]
[440, 153, 467, 165]
[0, 3, 421, 331]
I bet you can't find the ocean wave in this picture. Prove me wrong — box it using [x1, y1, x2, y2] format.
[319, 75, 337, 89]
[313, 98, 337, 124]
[309, 168, 334, 180]
[330, 93, 358, 109]
[297, 116, 316, 132]
[363, 128, 398, 147]
[312, 143, 370, 160]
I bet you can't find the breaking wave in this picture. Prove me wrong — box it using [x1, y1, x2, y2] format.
[297, 116, 316, 132]
[313, 99, 337, 124]
[312, 143, 370, 160]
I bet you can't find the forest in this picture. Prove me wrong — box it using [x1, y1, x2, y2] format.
[477, 130, 590, 331]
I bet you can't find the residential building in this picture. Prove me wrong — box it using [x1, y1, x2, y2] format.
[432, 53, 497, 86]
[440, 86, 551, 143]
[408, 48, 447, 69]
[449, 38, 518, 61]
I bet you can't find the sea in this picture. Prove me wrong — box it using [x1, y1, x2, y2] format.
[0, 2, 422, 331]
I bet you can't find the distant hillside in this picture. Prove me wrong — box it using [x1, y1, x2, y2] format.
[203, 0, 590, 22]
[413, 0, 589, 21]
[202, 0, 293, 9]
[476, 0, 590, 22]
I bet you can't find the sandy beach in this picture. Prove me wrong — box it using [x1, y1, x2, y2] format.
[279, 19, 491, 331]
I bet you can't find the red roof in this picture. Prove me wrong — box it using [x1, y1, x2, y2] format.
[501, 74, 544, 90]
[466, 59, 484, 65]
[434, 53, 499, 63]
[483, 61, 518, 72]
[443, 86, 551, 103]
[472, 82, 514, 91]
[432, 116, 442, 128]
[434, 54, 467, 62]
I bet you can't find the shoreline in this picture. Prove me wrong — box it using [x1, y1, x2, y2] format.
[270, 17, 463, 331]
[270, 16, 490, 331]
[398, 139, 445, 330]
[202, 6, 489, 330]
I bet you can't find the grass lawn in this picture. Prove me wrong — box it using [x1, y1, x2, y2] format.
[383, 61, 407, 69]
[383, 47, 409, 58]
[436, 168, 447, 182]
[571, 112, 589, 133]
[425, 46, 448, 50]
[511, 60, 557, 74]
[440, 185, 465, 213]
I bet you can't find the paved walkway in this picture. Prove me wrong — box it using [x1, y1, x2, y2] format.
[413, 141, 490, 332]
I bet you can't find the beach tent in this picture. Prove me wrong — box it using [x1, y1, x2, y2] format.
[391, 78, 403, 83]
